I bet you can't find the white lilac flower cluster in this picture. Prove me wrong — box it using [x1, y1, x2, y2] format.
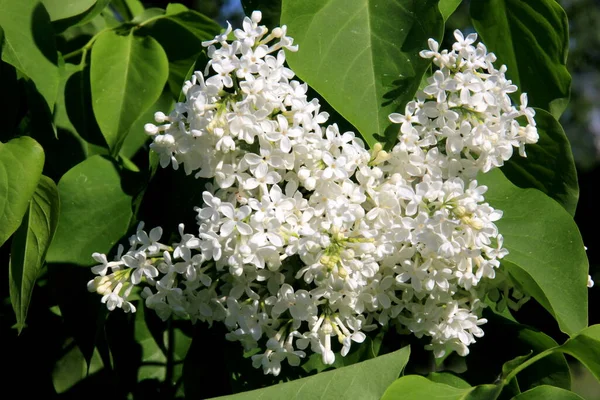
[87, 15, 539, 376]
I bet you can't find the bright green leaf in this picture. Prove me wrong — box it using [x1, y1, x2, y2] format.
[512, 385, 585, 400]
[559, 325, 600, 382]
[502, 108, 578, 215]
[124, 0, 144, 17]
[213, 346, 411, 400]
[302, 334, 383, 373]
[0, 136, 45, 246]
[281, 0, 443, 148]
[90, 30, 168, 155]
[478, 169, 588, 335]
[52, 0, 110, 32]
[0, 0, 59, 109]
[46, 155, 134, 266]
[439, 0, 462, 21]
[471, 0, 571, 118]
[9, 175, 59, 333]
[381, 375, 501, 400]
[41, 0, 96, 21]
[427, 372, 471, 389]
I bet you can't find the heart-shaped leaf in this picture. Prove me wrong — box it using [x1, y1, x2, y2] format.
[281, 0, 444, 148]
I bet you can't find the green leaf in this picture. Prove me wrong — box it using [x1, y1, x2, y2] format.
[559, 325, 600, 382]
[46, 155, 134, 266]
[501, 108, 578, 216]
[123, 0, 144, 18]
[381, 376, 501, 400]
[302, 333, 383, 373]
[427, 372, 471, 389]
[142, 5, 220, 98]
[62, 60, 108, 149]
[163, 4, 222, 41]
[52, 0, 110, 33]
[45, 61, 103, 181]
[462, 310, 571, 392]
[9, 175, 59, 333]
[90, 30, 168, 155]
[281, 0, 443, 148]
[52, 338, 104, 394]
[41, 0, 96, 21]
[470, 0, 571, 119]
[0, 136, 45, 246]
[439, 0, 462, 21]
[242, 0, 282, 28]
[213, 346, 411, 400]
[0, 0, 59, 109]
[131, 7, 165, 24]
[478, 169, 588, 335]
[120, 87, 174, 160]
[134, 306, 192, 385]
[501, 352, 533, 384]
[511, 386, 585, 400]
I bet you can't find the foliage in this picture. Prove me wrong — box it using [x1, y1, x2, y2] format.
[0, 0, 597, 399]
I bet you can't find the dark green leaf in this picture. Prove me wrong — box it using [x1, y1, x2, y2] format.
[501, 352, 533, 383]
[513, 326, 570, 391]
[163, 4, 222, 41]
[463, 310, 570, 392]
[471, 0, 571, 118]
[46, 61, 101, 181]
[0, 60, 22, 140]
[90, 30, 168, 154]
[281, 0, 444, 148]
[0, 136, 45, 246]
[0, 0, 59, 109]
[213, 346, 411, 400]
[52, 338, 104, 394]
[242, 0, 282, 29]
[511, 386, 585, 400]
[134, 307, 192, 387]
[9, 175, 59, 333]
[46, 155, 134, 266]
[501, 108, 578, 216]
[478, 169, 588, 336]
[63, 61, 108, 149]
[142, 5, 220, 98]
[49, 262, 108, 368]
[559, 325, 600, 382]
